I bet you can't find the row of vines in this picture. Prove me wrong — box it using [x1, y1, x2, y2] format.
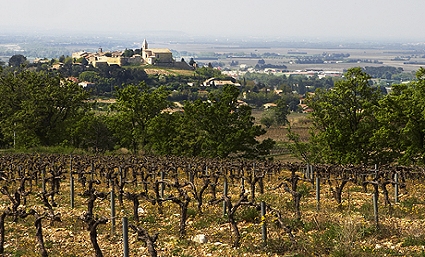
[0, 154, 424, 256]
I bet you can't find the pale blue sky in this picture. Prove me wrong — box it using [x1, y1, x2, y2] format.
[2, 0, 425, 42]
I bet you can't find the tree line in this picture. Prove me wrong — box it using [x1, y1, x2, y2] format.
[297, 66, 425, 166]
[5, 53, 425, 165]
[0, 67, 274, 159]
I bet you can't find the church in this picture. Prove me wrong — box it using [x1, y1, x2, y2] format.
[72, 39, 194, 69]
[141, 39, 174, 65]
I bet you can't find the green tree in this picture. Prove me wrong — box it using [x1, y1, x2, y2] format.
[123, 49, 135, 57]
[110, 83, 169, 153]
[194, 66, 222, 79]
[146, 111, 184, 155]
[0, 68, 89, 148]
[260, 109, 275, 128]
[8, 54, 27, 67]
[79, 71, 99, 82]
[274, 97, 291, 125]
[308, 67, 382, 164]
[177, 85, 274, 159]
[71, 113, 115, 153]
[75, 57, 89, 66]
[374, 67, 425, 164]
[59, 55, 66, 63]
[146, 85, 275, 159]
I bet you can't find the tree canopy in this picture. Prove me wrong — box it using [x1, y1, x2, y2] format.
[0, 67, 89, 148]
[8, 54, 27, 67]
[307, 67, 382, 164]
[109, 83, 170, 153]
[304, 67, 425, 166]
[373, 67, 425, 164]
[146, 85, 275, 159]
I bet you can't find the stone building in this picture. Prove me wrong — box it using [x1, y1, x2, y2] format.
[141, 39, 173, 65]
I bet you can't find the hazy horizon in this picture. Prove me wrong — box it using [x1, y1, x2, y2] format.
[2, 0, 425, 43]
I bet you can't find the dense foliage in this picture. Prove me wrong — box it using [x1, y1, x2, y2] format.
[0, 67, 274, 159]
[0, 67, 90, 148]
[308, 67, 382, 164]
[145, 85, 275, 158]
[306, 67, 425, 165]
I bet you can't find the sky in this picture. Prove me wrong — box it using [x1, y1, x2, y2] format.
[2, 0, 425, 42]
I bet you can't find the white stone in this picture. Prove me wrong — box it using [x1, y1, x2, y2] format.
[192, 234, 208, 244]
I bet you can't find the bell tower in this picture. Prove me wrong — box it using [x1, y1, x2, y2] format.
[142, 39, 149, 61]
[142, 39, 148, 50]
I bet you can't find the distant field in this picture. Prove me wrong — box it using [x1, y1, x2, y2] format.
[229, 48, 425, 73]
[155, 42, 425, 73]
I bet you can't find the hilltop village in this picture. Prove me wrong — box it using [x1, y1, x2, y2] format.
[71, 39, 193, 69]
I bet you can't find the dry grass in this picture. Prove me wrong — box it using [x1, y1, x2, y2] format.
[253, 111, 312, 161]
[253, 111, 312, 143]
[144, 67, 195, 76]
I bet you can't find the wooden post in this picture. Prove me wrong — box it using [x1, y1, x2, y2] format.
[373, 193, 379, 228]
[91, 163, 94, 181]
[188, 164, 192, 182]
[119, 167, 123, 187]
[394, 173, 399, 204]
[310, 164, 314, 183]
[316, 176, 320, 211]
[223, 180, 228, 216]
[261, 201, 267, 244]
[42, 169, 46, 192]
[374, 164, 378, 178]
[189, 170, 194, 183]
[305, 164, 309, 180]
[70, 155, 74, 209]
[118, 166, 123, 207]
[122, 217, 129, 257]
[111, 181, 116, 236]
[160, 171, 165, 199]
[70, 175, 74, 209]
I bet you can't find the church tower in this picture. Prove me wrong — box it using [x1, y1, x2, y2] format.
[142, 39, 148, 50]
[142, 39, 149, 62]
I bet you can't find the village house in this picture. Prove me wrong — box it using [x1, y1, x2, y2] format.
[72, 48, 126, 67]
[202, 77, 240, 87]
[263, 103, 278, 109]
[71, 39, 178, 68]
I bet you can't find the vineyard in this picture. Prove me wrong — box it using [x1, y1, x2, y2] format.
[1, 154, 425, 256]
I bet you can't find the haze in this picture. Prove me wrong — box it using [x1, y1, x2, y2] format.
[2, 0, 425, 42]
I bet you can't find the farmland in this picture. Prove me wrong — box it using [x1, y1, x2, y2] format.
[152, 41, 425, 74]
[1, 153, 425, 256]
